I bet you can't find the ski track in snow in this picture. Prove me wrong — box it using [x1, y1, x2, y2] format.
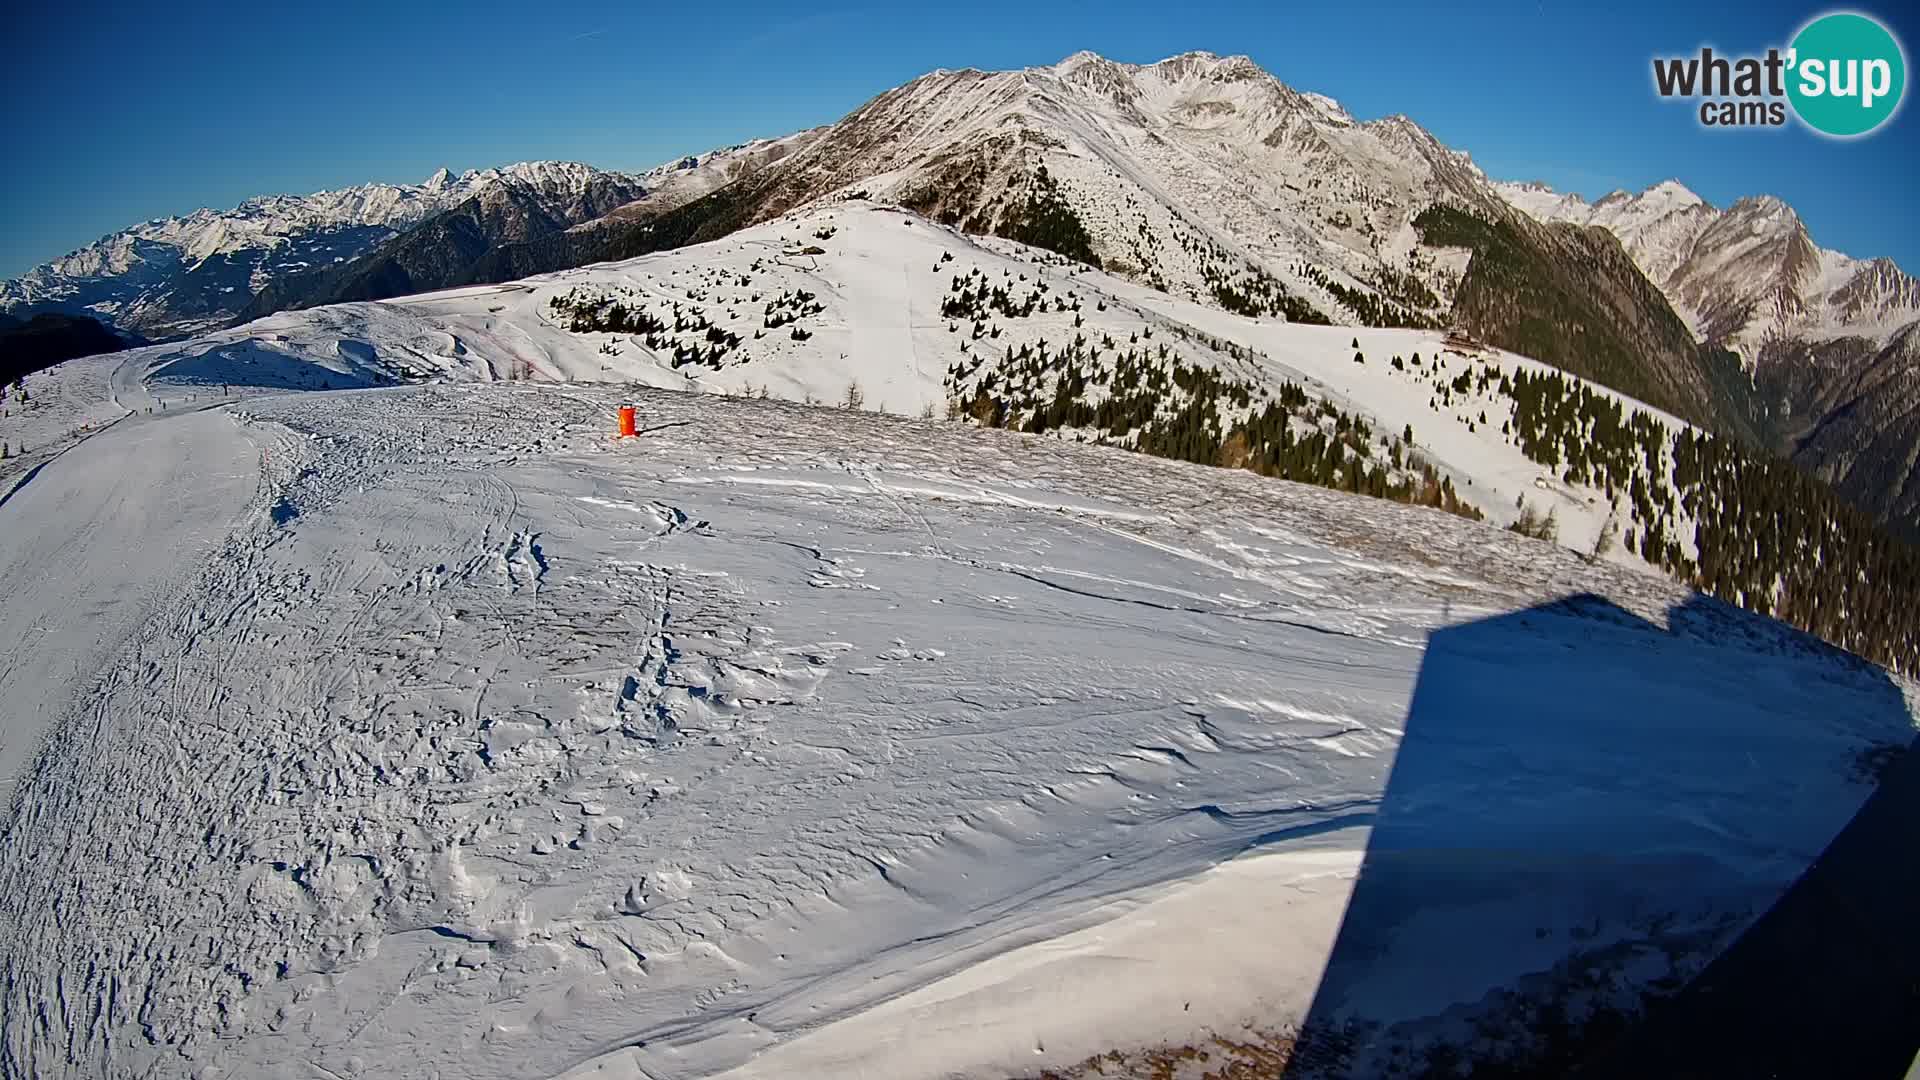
[0, 382, 1914, 1075]
[0, 407, 261, 803]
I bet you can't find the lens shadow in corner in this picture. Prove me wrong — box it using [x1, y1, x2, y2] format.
[1279, 592, 1916, 1078]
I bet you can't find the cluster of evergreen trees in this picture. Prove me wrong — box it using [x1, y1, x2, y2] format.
[1171, 229, 1326, 323]
[1204, 261, 1331, 324]
[947, 331, 1480, 523]
[548, 289, 670, 336]
[1475, 362, 1919, 672]
[546, 284, 770, 371]
[1217, 399, 1477, 517]
[1505, 370, 1672, 500]
[1296, 263, 1439, 329]
[1118, 213, 1170, 288]
[991, 166, 1101, 269]
[761, 288, 824, 329]
[1667, 431, 1920, 671]
[1366, 262, 1442, 313]
[940, 267, 1074, 323]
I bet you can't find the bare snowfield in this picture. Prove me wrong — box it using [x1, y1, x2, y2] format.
[0, 354, 1914, 1078]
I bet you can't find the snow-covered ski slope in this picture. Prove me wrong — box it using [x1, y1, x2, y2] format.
[2, 205, 1917, 1077]
[88, 202, 1699, 570]
[0, 357, 1915, 1078]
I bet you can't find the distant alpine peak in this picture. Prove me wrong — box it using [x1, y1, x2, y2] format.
[423, 167, 456, 191]
[467, 160, 627, 190]
[1053, 49, 1116, 70]
[1025, 47, 1351, 132]
[1499, 177, 1706, 216]
[1496, 171, 1914, 357]
[1302, 91, 1354, 124]
[1045, 49, 1268, 82]
[1147, 49, 1250, 74]
[1726, 193, 1796, 221]
[1644, 178, 1704, 206]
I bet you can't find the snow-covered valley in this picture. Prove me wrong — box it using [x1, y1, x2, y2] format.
[1, 319, 1915, 1077]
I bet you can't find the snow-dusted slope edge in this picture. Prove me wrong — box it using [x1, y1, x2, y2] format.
[0, 368, 1911, 1079]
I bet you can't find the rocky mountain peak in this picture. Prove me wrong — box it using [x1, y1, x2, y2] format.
[1643, 178, 1704, 207]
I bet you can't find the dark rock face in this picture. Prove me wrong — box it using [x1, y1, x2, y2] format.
[0, 314, 134, 383]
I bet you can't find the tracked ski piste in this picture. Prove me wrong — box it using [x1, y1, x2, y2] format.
[0, 380, 1912, 1079]
[0, 404, 260, 803]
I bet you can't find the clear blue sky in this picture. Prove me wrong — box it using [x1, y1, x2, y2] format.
[3, 0, 1915, 279]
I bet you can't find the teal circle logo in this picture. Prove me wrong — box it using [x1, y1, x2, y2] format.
[1787, 12, 1906, 136]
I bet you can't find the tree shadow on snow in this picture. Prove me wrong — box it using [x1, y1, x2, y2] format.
[1280, 592, 1918, 1079]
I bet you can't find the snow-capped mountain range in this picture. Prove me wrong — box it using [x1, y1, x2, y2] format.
[0, 161, 646, 340]
[5, 50, 1918, 535]
[9, 51, 1912, 363]
[1494, 178, 1920, 357]
[656, 50, 1502, 317]
[492, 49, 1912, 469]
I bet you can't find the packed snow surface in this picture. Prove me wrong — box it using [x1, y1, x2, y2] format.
[0, 405, 257, 800]
[0, 344, 1912, 1078]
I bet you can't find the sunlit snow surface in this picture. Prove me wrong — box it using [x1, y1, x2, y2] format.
[0, 373, 1912, 1079]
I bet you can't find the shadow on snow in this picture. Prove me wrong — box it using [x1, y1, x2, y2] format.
[1280, 592, 1916, 1079]
[146, 340, 392, 393]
